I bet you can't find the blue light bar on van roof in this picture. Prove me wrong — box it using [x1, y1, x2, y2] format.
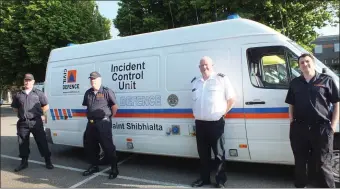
[227, 14, 240, 19]
[67, 43, 76, 46]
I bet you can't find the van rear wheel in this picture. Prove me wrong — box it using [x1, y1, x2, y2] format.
[332, 150, 339, 183]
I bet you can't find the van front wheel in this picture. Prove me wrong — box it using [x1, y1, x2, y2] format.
[332, 150, 339, 184]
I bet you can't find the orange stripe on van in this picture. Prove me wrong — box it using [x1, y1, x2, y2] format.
[54, 109, 60, 120]
[244, 113, 289, 119]
[72, 113, 86, 117]
[62, 109, 68, 119]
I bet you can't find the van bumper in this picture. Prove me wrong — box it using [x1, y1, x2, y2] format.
[44, 127, 54, 144]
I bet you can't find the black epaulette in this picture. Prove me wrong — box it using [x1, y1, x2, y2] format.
[191, 77, 196, 83]
[217, 73, 225, 77]
[102, 86, 109, 90]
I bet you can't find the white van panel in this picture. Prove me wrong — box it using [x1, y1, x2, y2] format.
[97, 56, 160, 92]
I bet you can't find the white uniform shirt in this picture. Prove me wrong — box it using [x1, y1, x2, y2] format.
[191, 72, 235, 121]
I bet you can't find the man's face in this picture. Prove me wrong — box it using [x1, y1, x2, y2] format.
[199, 58, 213, 76]
[90, 77, 101, 89]
[24, 79, 34, 89]
[299, 56, 315, 73]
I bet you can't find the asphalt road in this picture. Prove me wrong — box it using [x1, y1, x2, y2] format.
[0, 104, 328, 188]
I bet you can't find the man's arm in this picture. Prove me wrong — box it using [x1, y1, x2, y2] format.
[288, 105, 294, 123]
[329, 79, 340, 132]
[331, 102, 339, 132]
[11, 94, 19, 112]
[107, 89, 118, 117]
[285, 83, 295, 123]
[39, 92, 49, 122]
[111, 104, 118, 117]
[224, 76, 236, 113]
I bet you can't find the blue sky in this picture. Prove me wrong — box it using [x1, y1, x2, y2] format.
[96, 0, 339, 38]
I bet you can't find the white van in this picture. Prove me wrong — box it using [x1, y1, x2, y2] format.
[43, 18, 339, 182]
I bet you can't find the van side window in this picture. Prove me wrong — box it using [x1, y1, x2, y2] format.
[247, 46, 300, 89]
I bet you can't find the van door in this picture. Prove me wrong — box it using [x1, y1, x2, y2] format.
[241, 43, 300, 163]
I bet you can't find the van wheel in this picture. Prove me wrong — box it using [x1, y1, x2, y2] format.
[332, 150, 339, 183]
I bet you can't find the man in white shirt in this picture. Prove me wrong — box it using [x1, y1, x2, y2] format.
[191, 56, 236, 188]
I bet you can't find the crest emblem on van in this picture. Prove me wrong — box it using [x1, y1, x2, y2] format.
[167, 94, 178, 107]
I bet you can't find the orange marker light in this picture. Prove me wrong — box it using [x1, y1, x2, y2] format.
[126, 138, 132, 142]
[239, 144, 247, 148]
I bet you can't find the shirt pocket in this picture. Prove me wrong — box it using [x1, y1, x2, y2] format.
[192, 88, 201, 101]
[208, 86, 224, 99]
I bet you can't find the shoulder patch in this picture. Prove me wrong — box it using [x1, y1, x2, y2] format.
[217, 73, 225, 77]
[191, 77, 196, 83]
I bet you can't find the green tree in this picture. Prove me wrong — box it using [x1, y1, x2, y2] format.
[113, 0, 338, 52]
[0, 0, 111, 91]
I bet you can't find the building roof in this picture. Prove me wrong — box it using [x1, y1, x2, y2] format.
[312, 34, 339, 43]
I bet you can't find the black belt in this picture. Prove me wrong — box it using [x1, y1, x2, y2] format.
[293, 119, 330, 125]
[19, 117, 40, 122]
[88, 117, 109, 123]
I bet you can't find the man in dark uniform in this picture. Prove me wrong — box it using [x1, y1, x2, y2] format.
[285, 53, 339, 188]
[82, 71, 119, 179]
[11, 73, 54, 172]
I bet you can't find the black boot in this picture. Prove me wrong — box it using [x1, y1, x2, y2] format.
[82, 165, 99, 176]
[14, 158, 28, 172]
[45, 157, 54, 169]
[108, 162, 119, 179]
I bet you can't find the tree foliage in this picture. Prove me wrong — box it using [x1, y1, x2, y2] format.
[113, 0, 339, 52]
[0, 0, 111, 90]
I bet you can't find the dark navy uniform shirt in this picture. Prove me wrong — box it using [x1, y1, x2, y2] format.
[285, 72, 340, 123]
[82, 86, 117, 120]
[11, 88, 48, 120]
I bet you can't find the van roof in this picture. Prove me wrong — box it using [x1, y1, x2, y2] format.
[48, 18, 280, 63]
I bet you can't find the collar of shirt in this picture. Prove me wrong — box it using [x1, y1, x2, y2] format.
[22, 88, 34, 95]
[197, 72, 218, 82]
[299, 71, 320, 83]
[90, 85, 104, 94]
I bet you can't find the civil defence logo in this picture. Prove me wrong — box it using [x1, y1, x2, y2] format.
[67, 70, 77, 83]
[63, 69, 79, 91]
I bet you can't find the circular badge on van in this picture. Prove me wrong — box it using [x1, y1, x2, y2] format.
[167, 94, 178, 107]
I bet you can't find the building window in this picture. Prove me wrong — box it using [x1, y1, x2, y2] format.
[314, 45, 323, 53]
[334, 43, 339, 52]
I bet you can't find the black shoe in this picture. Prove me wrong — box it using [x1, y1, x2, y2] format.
[82, 165, 99, 176]
[191, 179, 211, 187]
[215, 183, 226, 188]
[45, 157, 54, 169]
[108, 164, 119, 179]
[14, 158, 28, 172]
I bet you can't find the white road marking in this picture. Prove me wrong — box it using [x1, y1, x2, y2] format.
[69, 166, 111, 188]
[69, 154, 136, 188]
[1, 154, 85, 172]
[1, 154, 189, 188]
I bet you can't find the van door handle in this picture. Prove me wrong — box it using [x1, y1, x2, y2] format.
[245, 101, 265, 105]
